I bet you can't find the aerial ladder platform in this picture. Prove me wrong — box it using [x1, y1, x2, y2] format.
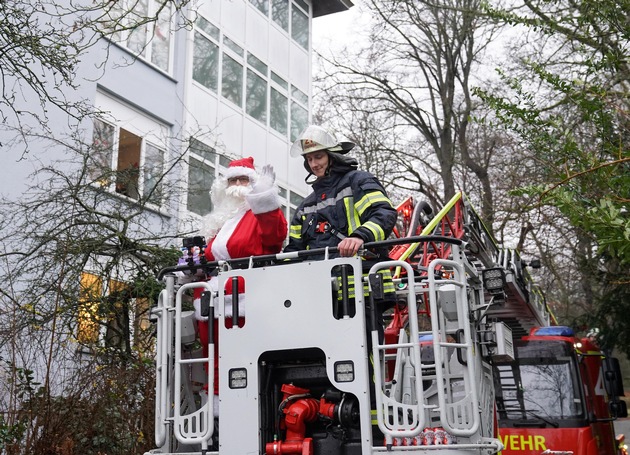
[146, 191, 550, 455]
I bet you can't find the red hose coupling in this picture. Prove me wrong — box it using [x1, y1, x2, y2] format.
[265, 438, 314, 455]
[319, 398, 337, 420]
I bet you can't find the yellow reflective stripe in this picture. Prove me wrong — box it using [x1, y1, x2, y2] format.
[344, 197, 360, 235]
[289, 216, 304, 239]
[363, 221, 385, 241]
[371, 409, 378, 425]
[289, 224, 302, 239]
[336, 270, 395, 299]
[355, 191, 392, 216]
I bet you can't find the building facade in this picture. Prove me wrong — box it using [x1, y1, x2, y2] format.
[0, 0, 351, 356]
[91, 0, 352, 229]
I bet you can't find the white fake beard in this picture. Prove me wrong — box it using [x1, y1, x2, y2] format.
[201, 184, 252, 239]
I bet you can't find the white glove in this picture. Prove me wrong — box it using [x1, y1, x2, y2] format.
[251, 164, 275, 194]
[193, 297, 208, 321]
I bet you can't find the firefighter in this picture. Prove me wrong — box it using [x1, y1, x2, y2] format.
[285, 126, 397, 443]
[284, 124, 397, 333]
[284, 125, 397, 258]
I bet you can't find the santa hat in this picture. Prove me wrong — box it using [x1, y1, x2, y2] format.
[224, 156, 257, 183]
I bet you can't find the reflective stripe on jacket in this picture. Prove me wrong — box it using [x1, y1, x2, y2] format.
[285, 169, 397, 254]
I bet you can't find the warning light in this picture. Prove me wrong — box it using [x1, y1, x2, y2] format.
[532, 326, 575, 337]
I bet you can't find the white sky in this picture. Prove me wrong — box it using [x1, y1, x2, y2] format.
[312, 3, 363, 55]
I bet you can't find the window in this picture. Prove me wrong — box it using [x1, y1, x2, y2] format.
[78, 273, 102, 345]
[270, 88, 288, 135]
[187, 138, 231, 216]
[144, 143, 165, 204]
[193, 17, 220, 92]
[291, 6, 309, 49]
[191, 14, 309, 135]
[278, 186, 304, 221]
[246, 0, 309, 49]
[116, 128, 142, 199]
[272, 0, 289, 30]
[90, 120, 116, 186]
[193, 31, 219, 92]
[290, 85, 308, 140]
[249, 0, 269, 15]
[90, 118, 166, 206]
[108, 0, 173, 72]
[246, 70, 267, 122]
[246, 53, 268, 124]
[77, 272, 153, 352]
[222, 54, 244, 107]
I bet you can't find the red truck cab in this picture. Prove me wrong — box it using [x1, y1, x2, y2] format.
[493, 326, 627, 455]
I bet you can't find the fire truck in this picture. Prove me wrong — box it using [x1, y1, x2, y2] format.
[145, 192, 627, 455]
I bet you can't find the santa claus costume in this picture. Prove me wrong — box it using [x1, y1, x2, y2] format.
[193, 156, 287, 413]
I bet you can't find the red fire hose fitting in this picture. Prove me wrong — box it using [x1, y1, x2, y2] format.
[265, 385, 319, 455]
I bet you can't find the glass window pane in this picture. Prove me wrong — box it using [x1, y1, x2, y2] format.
[90, 119, 115, 185]
[289, 190, 304, 206]
[190, 138, 217, 163]
[193, 32, 219, 92]
[224, 36, 244, 57]
[278, 185, 287, 199]
[247, 52, 268, 75]
[116, 128, 142, 200]
[246, 70, 267, 123]
[197, 16, 220, 41]
[249, 0, 269, 15]
[218, 154, 231, 168]
[127, 0, 149, 56]
[187, 157, 215, 216]
[270, 88, 288, 135]
[151, 2, 171, 70]
[291, 85, 308, 105]
[222, 54, 243, 107]
[271, 71, 288, 89]
[291, 6, 308, 49]
[294, 0, 309, 12]
[105, 2, 124, 42]
[78, 273, 102, 344]
[272, 0, 289, 31]
[290, 101, 307, 141]
[144, 143, 164, 205]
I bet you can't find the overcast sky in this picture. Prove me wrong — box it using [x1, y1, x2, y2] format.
[312, 3, 363, 54]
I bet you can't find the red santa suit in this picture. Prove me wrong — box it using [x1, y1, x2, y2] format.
[193, 157, 287, 403]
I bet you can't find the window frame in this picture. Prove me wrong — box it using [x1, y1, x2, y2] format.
[108, 0, 175, 74]
[187, 138, 232, 217]
[90, 117, 167, 208]
[77, 272, 153, 351]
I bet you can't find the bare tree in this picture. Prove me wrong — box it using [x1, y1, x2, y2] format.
[0, 2, 209, 450]
[0, 0, 192, 156]
[0, 125, 205, 452]
[315, 0, 500, 221]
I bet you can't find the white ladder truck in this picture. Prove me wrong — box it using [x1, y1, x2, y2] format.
[146, 191, 551, 455]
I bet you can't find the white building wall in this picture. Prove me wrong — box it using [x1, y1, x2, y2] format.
[182, 0, 317, 228]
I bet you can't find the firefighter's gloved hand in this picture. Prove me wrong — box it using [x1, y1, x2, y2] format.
[193, 297, 208, 321]
[251, 164, 275, 194]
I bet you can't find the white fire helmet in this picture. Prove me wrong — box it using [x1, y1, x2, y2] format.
[290, 125, 355, 157]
